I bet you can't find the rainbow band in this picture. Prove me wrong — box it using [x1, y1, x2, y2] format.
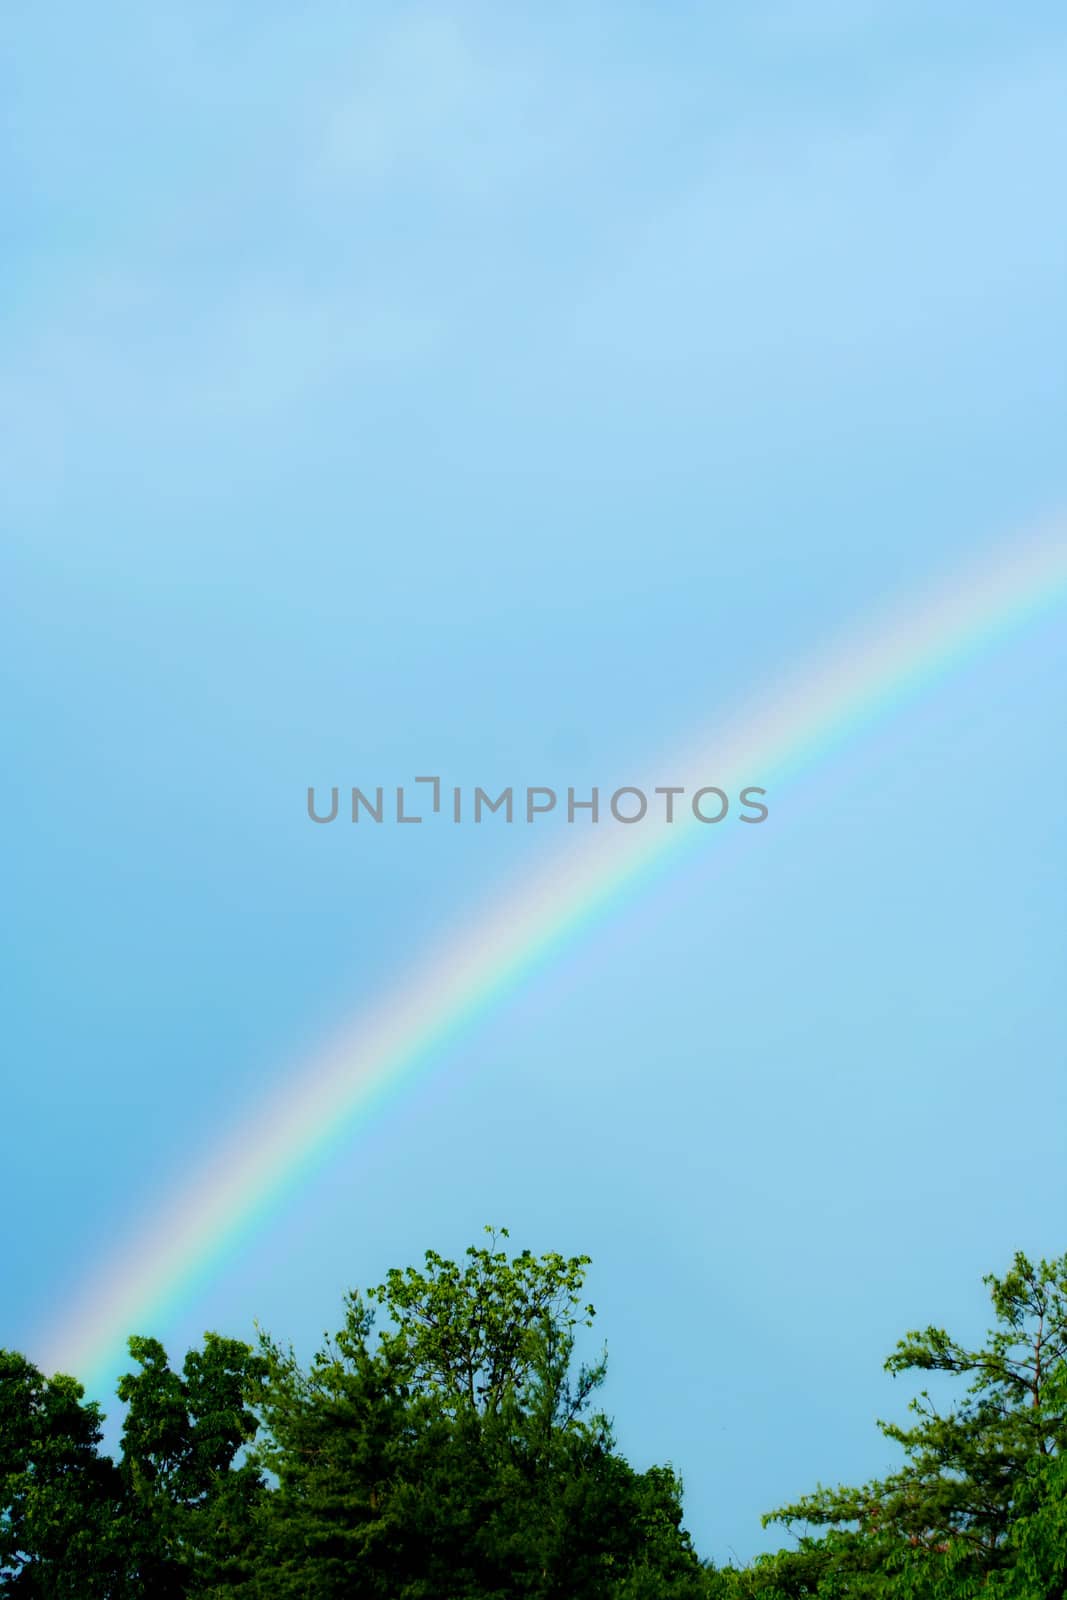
[41, 518, 1067, 1395]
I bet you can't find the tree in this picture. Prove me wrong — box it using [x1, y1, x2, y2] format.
[253, 1227, 706, 1599]
[738, 1251, 1067, 1597]
[116, 1333, 267, 1598]
[0, 1349, 122, 1598]
[364, 1227, 596, 1415]
[0, 1334, 267, 1598]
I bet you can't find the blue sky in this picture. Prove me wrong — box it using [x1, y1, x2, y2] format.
[4, 1, 1066, 1564]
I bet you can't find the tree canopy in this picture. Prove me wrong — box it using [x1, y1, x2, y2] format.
[3, 1236, 1067, 1598]
[712, 1251, 1067, 1599]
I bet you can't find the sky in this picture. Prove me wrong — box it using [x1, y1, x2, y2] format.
[3, 0, 1067, 1565]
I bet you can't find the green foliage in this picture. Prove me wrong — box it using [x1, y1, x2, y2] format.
[1, 1335, 265, 1598]
[252, 1227, 704, 1598]
[725, 1251, 1067, 1599]
[365, 1226, 596, 1415]
[116, 1333, 267, 1597]
[4, 1237, 1066, 1598]
[0, 1350, 121, 1597]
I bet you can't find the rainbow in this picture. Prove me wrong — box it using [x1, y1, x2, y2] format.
[40, 517, 1067, 1395]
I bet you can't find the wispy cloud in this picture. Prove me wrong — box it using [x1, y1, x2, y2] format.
[4, 5, 1066, 508]
[570, 45, 1067, 366]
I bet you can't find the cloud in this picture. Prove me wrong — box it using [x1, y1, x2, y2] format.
[569, 44, 1067, 368]
[324, 10, 499, 184]
[4, 5, 1065, 509]
[317, 6, 628, 198]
